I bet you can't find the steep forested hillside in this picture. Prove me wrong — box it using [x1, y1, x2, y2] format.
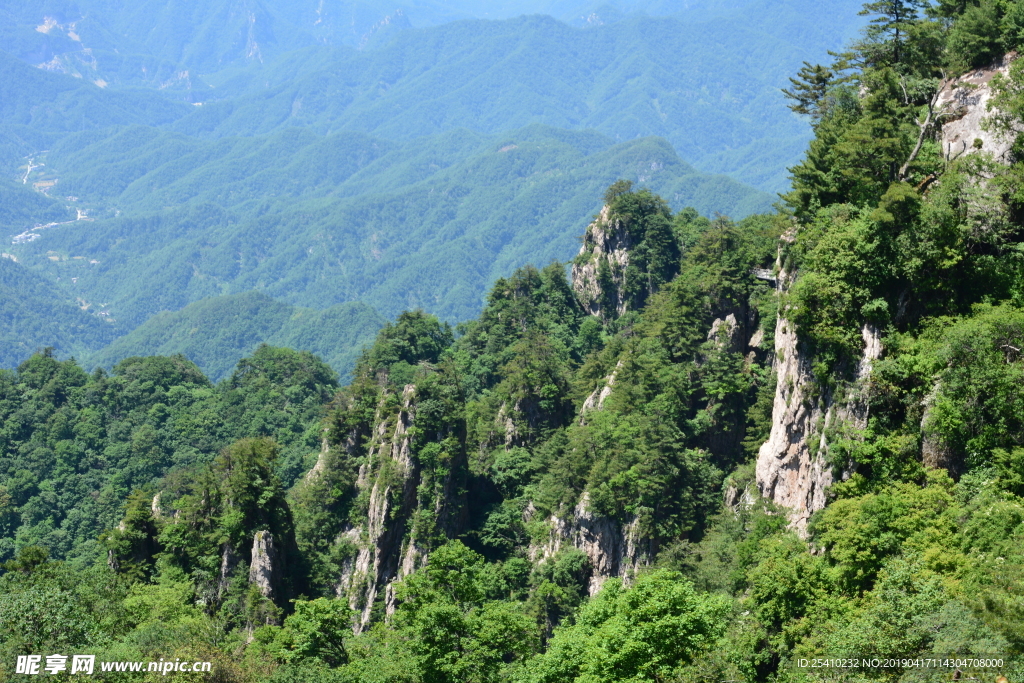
[0, 178, 72, 230]
[0, 256, 117, 368]
[6, 2, 1024, 683]
[86, 292, 385, 382]
[12, 125, 768, 331]
[0, 346, 339, 569]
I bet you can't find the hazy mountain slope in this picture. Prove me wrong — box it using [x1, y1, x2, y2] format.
[175, 8, 863, 191]
[0, 0, 839, 79]
[0, 256, 116, 368]
[0, 50, 189, 133]
[0, 49, 191, 176]
[44, 126, 394, 208]
[43, 124, 767, 216]
[85, 291, 385, 381]
[0, 0, 315, 90]
[15, 126, 770, 327]
[1, 2, 863, 191]
[0, 179, 73, 231]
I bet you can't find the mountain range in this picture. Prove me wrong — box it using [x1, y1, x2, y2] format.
[0, 0, 864, 377]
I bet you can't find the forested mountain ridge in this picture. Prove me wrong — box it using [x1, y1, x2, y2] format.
[0, 0, 864, 375]
[4, 2, 1024, 683]
[0, 256, 117, 368]
[166, 8, 863, 192]
[11, 124, 769, 334]
[1, 1, 866, 192]
[85, 292, 386, 382]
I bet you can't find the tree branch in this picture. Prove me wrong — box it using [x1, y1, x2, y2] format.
[899, 84, 945, 182]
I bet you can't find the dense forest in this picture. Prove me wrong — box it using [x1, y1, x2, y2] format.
[5, 0, 1024, 682]
[0, 0, 862, 376]
[0, 0, 865, 192]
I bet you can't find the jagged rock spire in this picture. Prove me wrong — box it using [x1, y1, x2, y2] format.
[572, 204, 633, 320]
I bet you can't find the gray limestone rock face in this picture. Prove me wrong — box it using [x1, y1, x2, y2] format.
[302, 434, 333, 484]
[334, 382, 467, 632]
[707, 313, 743, 350]
[340, 384, 418, 629]
[752, 55, 1024, 528]
[937, 53, 1018, 164]
[754, 315, 833, 533]
[755, 295, 882, 534]
[218, 542, 239, 600]
[752, 54, 1023, 522]
[571, 205, 633, 319]
[529, 493, 649, 596]
[579, 359, 623, 421]
[248, 530, 278, 600]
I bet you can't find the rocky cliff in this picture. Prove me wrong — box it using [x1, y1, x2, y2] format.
[533, 355, 651, 593]
[249, 530, 278, 600]
[937, 52, 1018, 164]
[528, 493, 648, 596]
[572, 205, 633, 320]
[333, 381, 467, 631]
[755, 245, 883, 532]
[754, 315, 881, 532]
[754, 56, 1020, 530]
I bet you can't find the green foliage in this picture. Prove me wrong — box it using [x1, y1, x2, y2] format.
[365, 310, 454, 385]
[151, 437, 303, 634]
[924, 306, 1024, 462]
[783, 62, 836, 121]
[86, 292, 385, 383]
[858, 0, 929, 68]
[0, 178, 72, 230]
[0, 345, 335, 568]
[934, 0, 1024, 70]
[334, 541, 540, 683]
[266, 598, 350, 666]
[0, 258, 117, 369]
[813, 470, 957, 593]
[100, 490, 161, 582]
[607, 187, 680, 314]
[520, 570, 731, 683]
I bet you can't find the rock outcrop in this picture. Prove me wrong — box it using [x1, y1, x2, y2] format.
[937, 53, 1018, 164]
[579, 359, 623, 420]
[753, 55, 1024, 532]
[536, 336, 664, 593]
[704, 310, 765, 458]
[572, 205, 634, 319]
[335, 383, 467, 631]
[529, 493, 649, 596]
[755, 269, 883, 533]
[302, 434, 332, 483]
[218, 542, 239, 600]
[541, 357, 648, 593]
[249, 530, 278, 600]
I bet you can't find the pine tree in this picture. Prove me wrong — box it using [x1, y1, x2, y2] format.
[859, 0, 928, 66]
[782, 62, 834, 121]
